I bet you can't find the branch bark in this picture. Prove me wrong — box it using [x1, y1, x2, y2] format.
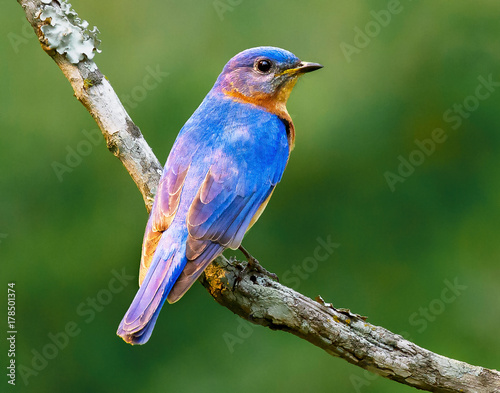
[17, 0, 162, 211]
[17, 1, 500, 392]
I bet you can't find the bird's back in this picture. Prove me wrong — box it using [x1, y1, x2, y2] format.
[139, 90, 290, 297]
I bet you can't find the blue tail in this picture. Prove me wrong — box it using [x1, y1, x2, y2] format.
[117, 227, 187, 345]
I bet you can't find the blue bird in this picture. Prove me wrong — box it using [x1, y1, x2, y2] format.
[117, 46, 322, 344]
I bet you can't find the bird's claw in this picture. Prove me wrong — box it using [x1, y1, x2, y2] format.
[243, 257, 279, 282]
[232, 246, 279, 290]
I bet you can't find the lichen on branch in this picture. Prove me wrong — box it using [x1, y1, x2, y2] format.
[38, 0, 101, 63]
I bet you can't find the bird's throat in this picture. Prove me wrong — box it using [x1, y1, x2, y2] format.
[222, 87, 296, 149]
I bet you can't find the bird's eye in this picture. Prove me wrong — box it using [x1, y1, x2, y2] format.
[255, 59, 272, 73]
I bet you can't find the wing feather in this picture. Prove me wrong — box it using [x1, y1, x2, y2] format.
[139, 165, 189, 285]
[139, 104, 290, 299]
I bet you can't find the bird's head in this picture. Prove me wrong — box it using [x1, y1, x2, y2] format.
[214, 46, 322, 117]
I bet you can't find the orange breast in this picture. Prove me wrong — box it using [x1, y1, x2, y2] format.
[223, 88, 296, 148]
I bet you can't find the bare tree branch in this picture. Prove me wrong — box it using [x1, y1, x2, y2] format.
[202, 257, 500, 392]
[17, 0, 162, 211]
[17, 1, 500, 392]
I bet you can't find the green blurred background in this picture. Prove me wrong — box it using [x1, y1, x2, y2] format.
[2, 0, 499, 392]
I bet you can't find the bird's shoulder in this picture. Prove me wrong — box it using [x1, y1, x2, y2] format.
[180, 92, 288, 148]
[158, 92, 291, 200]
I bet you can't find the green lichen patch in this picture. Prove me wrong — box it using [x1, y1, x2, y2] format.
[83, 78, 93, 90]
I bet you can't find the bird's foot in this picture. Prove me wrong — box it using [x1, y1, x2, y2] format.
[233, 245, 278, 290]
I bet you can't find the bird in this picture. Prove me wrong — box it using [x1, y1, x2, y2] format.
[117, 46, 322, 345]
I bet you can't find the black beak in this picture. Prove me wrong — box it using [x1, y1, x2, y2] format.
[296, 61, 323, 73]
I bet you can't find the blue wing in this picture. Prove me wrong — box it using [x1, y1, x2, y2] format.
[136, 93, 290, 301]
[119, 94, 290, 343]
[138, 154, 193, 285]
[166, 96, 290, 302]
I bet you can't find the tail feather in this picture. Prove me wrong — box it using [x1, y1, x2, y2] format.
[167, 241, 224, 304]
[117, 230, 187, 345]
